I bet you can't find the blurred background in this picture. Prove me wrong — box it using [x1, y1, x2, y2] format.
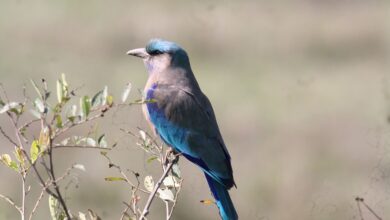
[0, 0, 389, 219]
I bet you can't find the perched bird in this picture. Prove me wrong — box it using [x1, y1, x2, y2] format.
[127, 39, 238, 220]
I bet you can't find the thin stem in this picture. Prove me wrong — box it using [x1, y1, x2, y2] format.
[0, 194, 22, 214]
[21, 175, 26, 220]
[53, 145, 111, 150]
[29, 180, 50, 220]
[139, 155, 178, 220]
[48, 146, 71, 219]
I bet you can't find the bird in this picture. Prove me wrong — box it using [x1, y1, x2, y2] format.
[127, 39, 238, 220]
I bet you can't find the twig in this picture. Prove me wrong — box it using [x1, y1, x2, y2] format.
[0, 125, 19, 146]
[53, 145, 111, 150]
[29, 179, 51, 220]
[358, 197, 383, 220]
[48, 141, 72, 219]
[167, 179, 183, 220]
[139, 154, 178, 220]
[0, 193, 22, 214]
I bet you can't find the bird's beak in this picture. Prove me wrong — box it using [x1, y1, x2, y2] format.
[126, 48, 149, 58]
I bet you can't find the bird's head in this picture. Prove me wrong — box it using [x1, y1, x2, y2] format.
[127, 39, 190, 73]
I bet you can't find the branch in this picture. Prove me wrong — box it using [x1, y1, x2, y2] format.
[0, 194, 22, 214]
[53, 145, 111, 150]
[29, 179, 51, 220]
[0, 125, 19, 146]
[139, 154, 178, 220]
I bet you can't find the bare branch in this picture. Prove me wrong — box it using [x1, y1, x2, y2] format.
[0, 193, 22, 214]
[139, 154, 179, 220]
[0, 125, 19, 146]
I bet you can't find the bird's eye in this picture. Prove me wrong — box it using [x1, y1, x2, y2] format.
[149, 50, 164, 56]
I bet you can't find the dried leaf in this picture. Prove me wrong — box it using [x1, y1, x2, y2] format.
[158, 188, 174, 202]
[121, 83, 132, 103]
[73, 164, 86, 172]
[163, 175, 180, 188]
[200, 199, 215, 205]
[139, 130, 146, 141]
[0, 102, 20, 114]
[144, 176, 154, 192]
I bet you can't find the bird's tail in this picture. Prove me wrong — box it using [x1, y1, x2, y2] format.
[205, 173, 238, 220]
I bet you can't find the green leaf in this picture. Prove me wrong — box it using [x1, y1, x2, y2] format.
[48, 195, 59, 220]
[144, 176, 154, 192]
[121, 83, 132, 103]
[14, 147, 25, 168]
[30, 140, 40, 163]
[30, 79, 43, 99]
[0, 154, 19, 171]
[55, 115, 63, 128]
[106, 95, 113, 107]
[147, 156, 158, 163]
[56, 80, 63, 104]
[80, 96, 91, 118]
[104, 177, 126, 182]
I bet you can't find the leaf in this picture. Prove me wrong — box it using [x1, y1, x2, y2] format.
[0, 154, 18, 171]
[102, 86, 108, 105]
[0, 102, 20, 114]
[34, 98, 45, 113]
[163, 175, 180, 188]
[139, 130, 146, 141]
[200, 199, 215, 205]
[73, 164, 86, 172]
[14, 147, 25, 167]
[30, 109, 41, 119]
[80, 96, 91, 118]
[30, 140, 40, 163]
[61, 73, 68, 88]
[78, 212, 87, 220]
[106, 95, 113, 107]
[171, 163, 181, 179]
[55, 115, 63, 128]
[91, 90, 103, 107]
[38, 127, 50, 149]
[144, 176, 154, 192]
[97, 134, 107, 148]
[157, 188, 174, 202]
[88, 209, 102, 220]
[56, 80, 63, 103]
[104, 177, 126, 182]
[76, 137, 96, 147]
[121, 83, 132, 103]
[66, 105, 77, 122]
[48, 195, 59, 220]
[147, 156, 158, 163]
[30, 79, 43, 99]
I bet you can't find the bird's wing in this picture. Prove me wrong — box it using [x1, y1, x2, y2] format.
[146, 83, 234, 188]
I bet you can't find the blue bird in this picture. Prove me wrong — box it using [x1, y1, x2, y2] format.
[127, 39, 238, 220]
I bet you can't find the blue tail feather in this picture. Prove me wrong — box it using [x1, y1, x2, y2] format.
[205, 173, 238, 220]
